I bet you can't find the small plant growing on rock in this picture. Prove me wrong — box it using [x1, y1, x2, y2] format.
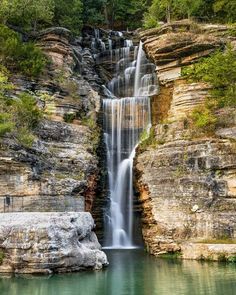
[190, 105, 217, 132]
[63, 113, 76, 123]
[228, 256, 236, 263]
[0, 250, 5, 264]
[139, 127, 158, 151]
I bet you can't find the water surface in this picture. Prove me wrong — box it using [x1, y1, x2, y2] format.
[1, 250, 236, 295]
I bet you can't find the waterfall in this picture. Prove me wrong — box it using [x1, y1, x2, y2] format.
[92, 30, 158, 248]
[103, 98, 151, 248]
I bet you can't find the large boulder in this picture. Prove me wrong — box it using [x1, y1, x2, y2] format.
[0, 212, 108, 274]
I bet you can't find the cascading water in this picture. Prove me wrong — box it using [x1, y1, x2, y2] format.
[103, 98, 151, 248]
[91, 29, 158, 248]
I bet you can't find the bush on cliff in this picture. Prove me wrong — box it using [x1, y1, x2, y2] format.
[182, 47, 236, 108]
[0, 25, 47, 77]
[182, 47, 236, 134]
[0, 69, 43, 146]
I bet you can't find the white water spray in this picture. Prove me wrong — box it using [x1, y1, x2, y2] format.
[103, 98, 151, 248]
[93, 32, 158, 248]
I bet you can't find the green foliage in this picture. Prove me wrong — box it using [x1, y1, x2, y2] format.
[0, 250, 4, 264]
[13, 93, 43, 129]
[16, 127, 36, 147]
[81, 115, 100, 152]
[143, 0, 169, 27]
[82, 0, 106, 26]
[0, 0, 54, 31]
[0, 25, 47, 77]
[82, 0, 148, 29]
[143, 13, 160, 29]
[63, 113, 76, 123]
[182, 47, 236, 108]
[200, 238, 236, 244]
[158, 252, 181, 259]
[175, 0, 203, 19]
[191, 106, 217, 131]
[143, 0, 203, 26]
[143, 0, 236, 26]
[0, 70, 42, 146]
[81, 116, 97, 130]
[0, 114, 15, 136]
[139, 127, 158, 151]
[228, 256, 236, 263]
[54, 0, 83, 34]
[213, 0, 236, 23]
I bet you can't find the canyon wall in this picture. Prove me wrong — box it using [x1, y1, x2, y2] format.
[135, 21, 236, 260]
[0, 28, 102, 214]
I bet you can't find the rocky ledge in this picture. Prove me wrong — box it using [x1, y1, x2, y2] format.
[0, 212, 108, 274]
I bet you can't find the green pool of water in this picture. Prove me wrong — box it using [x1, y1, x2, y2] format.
[1, 250, 236, 295]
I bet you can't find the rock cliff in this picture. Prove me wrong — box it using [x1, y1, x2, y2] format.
[0, 212, 108, 274]
[0, 27, 102, 214]
[135, 21, 236, 260]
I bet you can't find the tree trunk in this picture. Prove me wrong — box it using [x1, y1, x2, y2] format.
[166, 4, 171, 23]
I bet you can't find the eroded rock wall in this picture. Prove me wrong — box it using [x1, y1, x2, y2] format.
[0, 28, 102, 214]
[135, 21, 236, 259]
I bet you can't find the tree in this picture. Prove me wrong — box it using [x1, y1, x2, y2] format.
[82, 0, 106, 26]
[176, 0, 203, 20]
[54, 0, 83, 34]
[0, 0, 54, 31]
[143, 0, 174, 27]
[213, 0, 236, 22]
[104, 0, 149, 29]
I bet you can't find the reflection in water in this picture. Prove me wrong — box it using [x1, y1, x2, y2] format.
[1, 250, 236, 295]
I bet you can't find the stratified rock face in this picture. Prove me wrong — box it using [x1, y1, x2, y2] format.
[0, 212, 108, 274]
[0, 27, 102, 213]
[135, 21, 236, 259]
[139, 20, 224, 84]
[38, 27, 74, 74]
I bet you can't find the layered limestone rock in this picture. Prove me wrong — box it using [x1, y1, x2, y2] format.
[0, 28, 102, 213]
[0, 212, 108, 274]
[135, 21, 236, 260]
[139, 20, 224, 84]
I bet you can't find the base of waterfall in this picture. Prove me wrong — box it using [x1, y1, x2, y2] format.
[103, 246, 141, 250]
[0, 212, 108, 274]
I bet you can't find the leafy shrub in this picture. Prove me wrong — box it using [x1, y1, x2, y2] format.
[63, 113, 76, 123]
[191, 105, 217, 131]
[16, 127, 36, 147]
[12, 93, 43, 129]
[143, 13, 159, 29]
[182, 47, 236, 135]
[228, 256, 236, 263]
[0, 250, 4, 264]
[0, 25, 47, 77]
[0, 69, 43, 146]
[0, 113, 15, 136]
[182, 47, 236, 108]
[139, 127, 158, 151]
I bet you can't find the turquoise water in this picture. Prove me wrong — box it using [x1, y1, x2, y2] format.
[1, 250, 236, 295]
